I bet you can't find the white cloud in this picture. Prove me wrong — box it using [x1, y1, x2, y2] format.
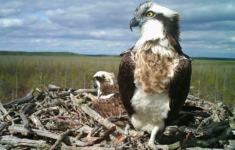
[0, 9, 21, 17]
[232, 37, 235, 43]
[90, 31, 107, 38]
[0, 18, 23, 27]
[0, 0, 235, 57]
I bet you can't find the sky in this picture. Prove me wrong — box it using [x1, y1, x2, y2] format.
[0, 0, 235, 58]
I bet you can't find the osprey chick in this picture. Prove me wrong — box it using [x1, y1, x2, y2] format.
[91, 71, 127, 120]
[118, 1, 192, 149]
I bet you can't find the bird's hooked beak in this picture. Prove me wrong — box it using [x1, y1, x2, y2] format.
[93, 82, 98, 89]
[130, 17, 139, 32]
[130, 17, 145, 32]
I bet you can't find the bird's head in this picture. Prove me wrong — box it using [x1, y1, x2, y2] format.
[130, 1, 180, 44]
[93, 71, 115, 96]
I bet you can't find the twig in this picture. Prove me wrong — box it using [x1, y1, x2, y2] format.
[0, 135, 47, 148]
[74, 89, 97, 96]
[1, 107, 15, 121]
[50, 126, 83, 150]
[8, 124, 87, 146]
[29, 115, 45, 130]
[83, 126, 116, 147]
[3, 90, 34, 109]
[0, 102, 12, 121]
[20, 103, 36, 129]
[31, 106, 60, 116]
[45, 122, 76, 130]
[61, 145, 115, 150]
[50, 129, 72, 150]
[0, 117, 20, 134]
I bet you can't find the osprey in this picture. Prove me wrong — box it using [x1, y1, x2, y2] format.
[117, 1, 191, 149]
[86, 71, 127, 123]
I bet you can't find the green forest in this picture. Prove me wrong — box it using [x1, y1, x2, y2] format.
[0, 53, 235, 107]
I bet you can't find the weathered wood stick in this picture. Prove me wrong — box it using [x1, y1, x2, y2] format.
[0, 144, 6, 150]
[90, 123, 103, 137]
[58, 88, 73, 97]
[0, 117, 20, 134]
[181, 127, 232, 147]
[29, 115, 46, 130]
[224, 142, 235, 150]
[0, 108, 3, 120]
[70, 93, 80, 107]
[20, 103, 36, 129]
[31, 106, 60, 116]
[38, 88, 97, 100]
[3, 89, 34, 109]
[80, 104, 124, 135]
[1, 107, 15, 121]
[74, 89, 97, 96]
[48, 84, 76, 92]
[83, 126, 116, 147]
[47, 84, 98, 96]
[0, 135, 47, 148]
[48, 84, 61, 90]
[50, 128, 73, 150]
[8, 124, 87, 146]
[186, 147, 223, 150]
[38, 90, 72, 100]
[0, 122, 9, 134]
[50, 126, 83, 150]
[0, 102, 12, 121]
[61, 145, 115, 150]
[45, 122, 76, 130]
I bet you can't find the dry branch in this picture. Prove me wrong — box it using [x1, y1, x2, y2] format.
[61, 145, 115, 150]
[74, 89, 97, 96]
[29, 115, 45, 130]
[50, 127, 81, 150]
[8, 124, 87, 146]
[0, 102, 12, 121]
[20, 103, 36, 129]
[83, 126, 116, 147]
[0, 135, 47, 148]
[3, 89, 34, 109]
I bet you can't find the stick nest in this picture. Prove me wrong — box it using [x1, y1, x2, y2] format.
[0, 85, 235, 150]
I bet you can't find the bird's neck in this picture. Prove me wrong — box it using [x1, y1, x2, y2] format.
[99, 84, 118, 96]
[133, 37, 176, 58]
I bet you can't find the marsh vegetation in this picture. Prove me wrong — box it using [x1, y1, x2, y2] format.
[0, 54, 234, 106]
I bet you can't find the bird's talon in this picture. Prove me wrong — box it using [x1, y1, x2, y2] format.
[148, 143, 157, 150]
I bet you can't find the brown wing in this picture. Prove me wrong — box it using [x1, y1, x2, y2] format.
[117, 50, 136, 116]
[166, 55, 192, 123]
[92, 93, 127, 118]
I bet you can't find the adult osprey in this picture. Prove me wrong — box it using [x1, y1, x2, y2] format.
[117, 1, 192, 149]
[85, 71, 127, 124]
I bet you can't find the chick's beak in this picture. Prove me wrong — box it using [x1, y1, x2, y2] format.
[93, 82, 97, 89]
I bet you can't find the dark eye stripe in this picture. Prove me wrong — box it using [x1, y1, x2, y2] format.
[95, 76, 101, 80]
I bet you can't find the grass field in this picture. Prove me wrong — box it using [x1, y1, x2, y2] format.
[0, 55, 235, 106]
[190, 59, 235, 105]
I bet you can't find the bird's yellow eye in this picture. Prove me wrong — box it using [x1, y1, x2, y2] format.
[146, 12, 153, 17]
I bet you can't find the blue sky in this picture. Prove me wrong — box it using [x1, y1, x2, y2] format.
[0, 0, 235, 58]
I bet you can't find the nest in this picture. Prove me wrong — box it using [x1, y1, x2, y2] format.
[0, 84, 235, 150]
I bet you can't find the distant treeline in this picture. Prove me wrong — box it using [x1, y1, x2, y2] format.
[1, 51, 235, 60]
[0, 51, 80, 56]
[192, 57, 235, 61]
